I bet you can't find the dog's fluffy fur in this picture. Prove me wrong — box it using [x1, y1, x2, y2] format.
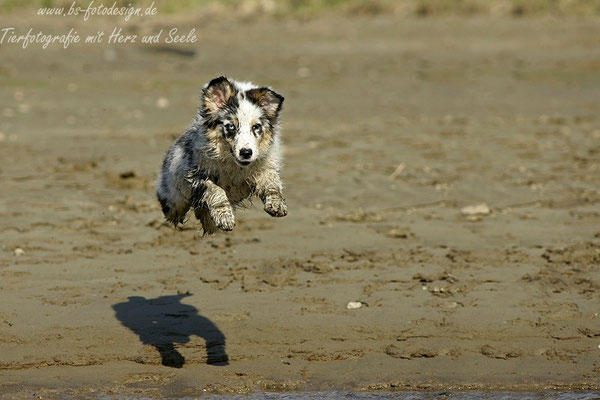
[156, 77, 287, 234]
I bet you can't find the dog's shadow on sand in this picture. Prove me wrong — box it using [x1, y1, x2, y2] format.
[112, 293, 228, 368]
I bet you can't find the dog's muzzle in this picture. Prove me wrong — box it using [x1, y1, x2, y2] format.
[230, 148, 252, 167]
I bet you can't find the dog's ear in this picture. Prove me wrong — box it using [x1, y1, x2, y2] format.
[202, 77, 236, 114]
[247, 87, 284, 119]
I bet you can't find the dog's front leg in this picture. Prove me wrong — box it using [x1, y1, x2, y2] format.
[200, 180, 235, 231]
[255, 169, 287, 217]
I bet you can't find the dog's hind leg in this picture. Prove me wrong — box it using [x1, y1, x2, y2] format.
[156, 171, 191, 226]
[157, 138, 196, 226]
[188, 169, 216, 234]
[194, 207, 217, 235]
[158, 193, 190, 226]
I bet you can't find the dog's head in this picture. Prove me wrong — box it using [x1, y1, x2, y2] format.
[200, 77, 284, 167]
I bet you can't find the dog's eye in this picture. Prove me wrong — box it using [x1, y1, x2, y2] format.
[252, 123, 262, 135]
[223, 123, 236, 135]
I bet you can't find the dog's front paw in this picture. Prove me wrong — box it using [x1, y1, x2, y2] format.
[210, 206, 235, 231]
[264, 195, 287, 217]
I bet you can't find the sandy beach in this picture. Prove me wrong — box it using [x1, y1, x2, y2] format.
[0, 13, 599, 397]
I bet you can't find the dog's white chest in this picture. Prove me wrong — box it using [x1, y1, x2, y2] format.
[218, 172, 252, 204]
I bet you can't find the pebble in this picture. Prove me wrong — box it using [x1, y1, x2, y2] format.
[346, 301, 363, 309]
[14, 248, 25, 256]
[461, 203, 491, 216]
[386, 228, 411, 239]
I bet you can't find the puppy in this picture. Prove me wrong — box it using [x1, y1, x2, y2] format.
[156, 77, 287, 234]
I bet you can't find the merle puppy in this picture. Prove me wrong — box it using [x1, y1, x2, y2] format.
[156, 77, 287, 234]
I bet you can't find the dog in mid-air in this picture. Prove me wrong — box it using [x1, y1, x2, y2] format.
[156, 77, 287, 234]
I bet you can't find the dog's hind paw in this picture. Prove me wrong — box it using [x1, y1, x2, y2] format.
[211, 205, 236, 231]
[264, 195, 287, 217]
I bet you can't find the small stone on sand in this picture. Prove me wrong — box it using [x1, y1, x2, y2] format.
[347, 301, 363, 309]
[461, 203, 491, 216]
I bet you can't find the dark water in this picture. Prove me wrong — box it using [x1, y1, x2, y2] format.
[102, 392, 600, 400]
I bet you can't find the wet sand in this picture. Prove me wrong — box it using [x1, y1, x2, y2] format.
[0, 15, 600, 398]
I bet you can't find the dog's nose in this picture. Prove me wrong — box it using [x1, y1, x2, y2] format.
[239, 148, 253, 159]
